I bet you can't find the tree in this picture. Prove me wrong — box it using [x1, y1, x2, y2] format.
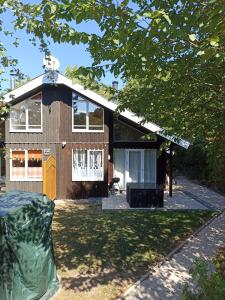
[2, 0, 223, 137]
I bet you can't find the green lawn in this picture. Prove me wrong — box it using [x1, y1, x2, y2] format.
[52, 202, 214, 300]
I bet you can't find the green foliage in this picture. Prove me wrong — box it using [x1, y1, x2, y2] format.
[1, 1, 224, 131]
[65, 65, 113, 99]
[174, 143, 210, 182]
[213, 246, 225, 278]
[14, 75, 32, 89]
[174, 140, 225, 192]
[183, 247, 225, 300]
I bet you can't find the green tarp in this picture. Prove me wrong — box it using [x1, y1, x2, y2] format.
[0, 191, 59, 300]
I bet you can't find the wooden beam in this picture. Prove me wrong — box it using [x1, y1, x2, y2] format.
[169, 143, 173, 197]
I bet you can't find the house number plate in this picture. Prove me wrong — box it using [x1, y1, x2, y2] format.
[43, 149, 51, 155]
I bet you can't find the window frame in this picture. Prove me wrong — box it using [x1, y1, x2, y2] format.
[10, 149, 43, 182]
[72, 94, 104, 132]
[9, 92, 43, 133]
[72, 149, 104, 181]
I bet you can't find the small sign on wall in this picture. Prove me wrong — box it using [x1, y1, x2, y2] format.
[43, 149, 51, 155]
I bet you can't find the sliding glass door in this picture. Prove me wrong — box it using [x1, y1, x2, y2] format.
[114, 149, 156, 189]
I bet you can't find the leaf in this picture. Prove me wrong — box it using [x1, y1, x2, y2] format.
[210, 36, 219, 47]
[197, 50, 205, 56]
[162, 13, 171, 25]
[113, 39, 120, 45]
[189, 34, 196, 42]
[143, 11, 152, 18]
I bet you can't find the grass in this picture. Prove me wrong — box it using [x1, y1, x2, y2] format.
[52, 202, 214, 300]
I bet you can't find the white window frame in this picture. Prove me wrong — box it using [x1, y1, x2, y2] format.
[10, 149, 43, 182]
[72, 95, 104, 132]
[72, 149, 104, 181]
[9, 92, 43, 133]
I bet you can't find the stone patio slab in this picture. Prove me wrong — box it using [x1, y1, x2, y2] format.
[102, 190, 208, 210]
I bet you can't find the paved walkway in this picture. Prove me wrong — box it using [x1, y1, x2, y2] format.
[176, 176, 225, 211]
[121, 177, 225, 300]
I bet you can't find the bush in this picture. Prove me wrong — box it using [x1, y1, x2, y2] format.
[174, 143, 209, 181]
[174, 140, 225, 193]
[183, 247, 225, 300]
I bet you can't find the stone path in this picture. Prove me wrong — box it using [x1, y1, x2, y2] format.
[177, 176, 225, 211]
[122, 177, 225, 300]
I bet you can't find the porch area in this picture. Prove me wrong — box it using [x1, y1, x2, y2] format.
[102, 181, 210, 211]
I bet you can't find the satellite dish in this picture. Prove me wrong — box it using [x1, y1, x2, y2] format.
[43, 55, 60, 71]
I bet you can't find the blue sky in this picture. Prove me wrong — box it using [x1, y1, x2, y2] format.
[1, 11, 120, 90]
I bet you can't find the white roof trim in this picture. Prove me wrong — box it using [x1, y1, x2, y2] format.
[3, 71, 190, 149]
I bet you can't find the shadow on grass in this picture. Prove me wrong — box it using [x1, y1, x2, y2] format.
[52, 203, 214, 294]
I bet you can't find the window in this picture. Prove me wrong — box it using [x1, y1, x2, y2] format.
[72, 149, 104, 181]
[72, 93, 104, 131]
[11, 150, 25, 178]
[10, 93, 42, 132]
[114, 119, 157, 142]
[11, 149, 42, 181]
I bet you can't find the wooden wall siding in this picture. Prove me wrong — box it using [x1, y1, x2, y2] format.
[56, 143, 109, 199]
[5, 143, 57, 194]
[5, 85, 68, 144]
[59, 97, 110, 143]
[57, 91, 111, 198]
[6, 181, 43, 194]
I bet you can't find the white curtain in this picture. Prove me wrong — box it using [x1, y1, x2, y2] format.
[144, 149, 156, 183]
[128, 151, 141, 183]
[73, 150, 87, 179]
[73, 150, 103, 180]
[89, 150, 103, 179]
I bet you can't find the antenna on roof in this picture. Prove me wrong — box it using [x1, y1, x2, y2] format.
[43, 55, 60, 71]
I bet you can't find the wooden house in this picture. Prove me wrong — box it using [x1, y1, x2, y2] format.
[3, 71, 189, 199]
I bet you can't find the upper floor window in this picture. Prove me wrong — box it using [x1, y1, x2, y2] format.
[10, 93, 42, 132]
[72, 93, 104, 132]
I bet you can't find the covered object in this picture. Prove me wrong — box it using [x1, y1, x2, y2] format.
[0, 191, 59, 300]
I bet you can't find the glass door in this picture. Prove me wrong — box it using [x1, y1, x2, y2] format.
[125, 150, 144, 184]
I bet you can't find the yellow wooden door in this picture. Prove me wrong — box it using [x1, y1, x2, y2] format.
[43, 156, 56, 200]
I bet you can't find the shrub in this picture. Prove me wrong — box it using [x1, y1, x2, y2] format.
[182, 247, 225, 300]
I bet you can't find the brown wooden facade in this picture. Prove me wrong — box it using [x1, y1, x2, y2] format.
[5, 84, 167, 199]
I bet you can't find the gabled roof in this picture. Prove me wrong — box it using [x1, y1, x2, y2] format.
[3, 71, 190, 149]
